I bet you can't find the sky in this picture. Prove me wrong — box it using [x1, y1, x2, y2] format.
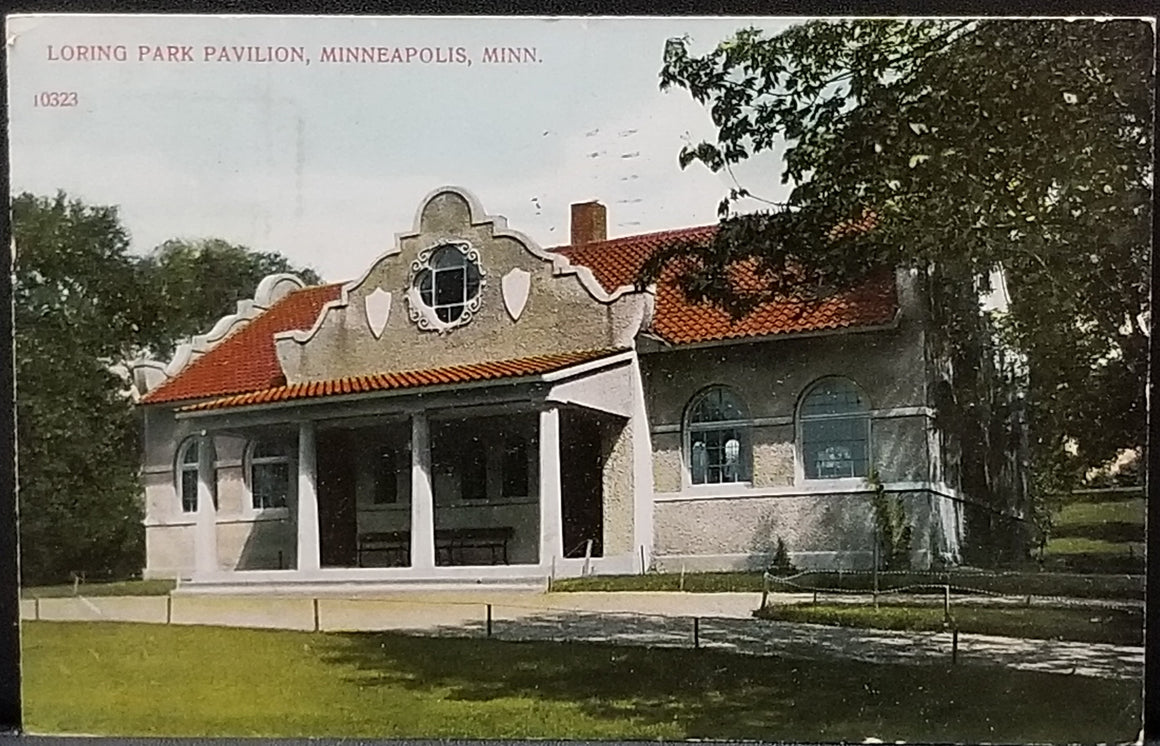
[7, 15, 799, 282]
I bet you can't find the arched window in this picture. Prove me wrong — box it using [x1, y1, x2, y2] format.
[177, 438, 216, 512]
[249, 439, 291, 510]
[686, 387, 751, 485]
[799, 378, 870, 480]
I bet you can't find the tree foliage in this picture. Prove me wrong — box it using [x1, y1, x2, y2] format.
[13, 193, 147, 584]
[136, 238, 322, 359]
[656, 20, 1152, 540]
[13, 192, 322, 584]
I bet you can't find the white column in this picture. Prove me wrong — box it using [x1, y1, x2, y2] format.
[629, 357, 655, 572]
[410, 412, 436, 569]
[539, 406, 563, 566]
[296, 421, 321, 572]
[193, 433, 217, 576]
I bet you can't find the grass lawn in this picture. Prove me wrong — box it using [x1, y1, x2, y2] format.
[21, 621, 1140, 742]
[21, 579, 175, 599]
[553, 570, 763, 593]
[1054, 498, 1145, 527]
[754, 602, 1143, 646]
[1043, 537, 1146, 556]
[557, 569, 1144, 600]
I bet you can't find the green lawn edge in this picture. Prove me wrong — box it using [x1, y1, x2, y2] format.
[552, 569, 1145, 599]
[21, 579, 176, 598]
[21, 620, 1142, 742]
[753, 603, 1143, 646]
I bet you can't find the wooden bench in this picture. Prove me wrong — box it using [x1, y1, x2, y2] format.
[437, 527, 514, 566]
[357, 527, 515, 567]
[356, 530, 410, 567]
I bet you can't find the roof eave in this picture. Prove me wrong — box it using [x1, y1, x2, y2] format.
[637, 309, 903, 355]
[176, 348, 634, 419]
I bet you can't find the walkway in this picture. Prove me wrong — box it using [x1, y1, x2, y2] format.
[20, 591, 1144, 681]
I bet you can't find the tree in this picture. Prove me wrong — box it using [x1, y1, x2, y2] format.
[135, 238, 322, 359]
[654, 20, 1151, 553]
[13, 192, 147, 584]
[14, 192, 324, 584]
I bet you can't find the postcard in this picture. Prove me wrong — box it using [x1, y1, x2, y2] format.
[6, 13, 1148, 742]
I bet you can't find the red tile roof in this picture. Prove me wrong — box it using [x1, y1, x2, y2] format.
[180, 348, 626, 412]
[554, 225, 898, 345]
[145, 221, 897, 408]
[141, 283, 344, 405]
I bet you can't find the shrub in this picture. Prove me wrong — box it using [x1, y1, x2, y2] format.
[868, 472, 912, 571]
[769, 537, 798, 576]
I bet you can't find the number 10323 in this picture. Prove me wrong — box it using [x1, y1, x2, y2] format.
[34, 91, 79, 107]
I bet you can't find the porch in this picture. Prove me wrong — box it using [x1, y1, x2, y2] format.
[177, 353, 649, 589]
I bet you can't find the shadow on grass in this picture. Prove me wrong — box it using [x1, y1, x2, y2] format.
[317, 617, 1142, 743]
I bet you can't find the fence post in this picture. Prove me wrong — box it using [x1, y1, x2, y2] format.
[639, 545, 646, 575]
[34, 597, 40, 621]
[679, 563, 686, 592]
[166, 595, 173, 625]
[951, 627, 959, 664]
[872, 542, 880, 610]
[582, 540, 593, 577]
[312, 597, 320, 632]
[486, 603, 493, 638]
[693, 617, 700, 649]
[943, 583, 951, 624]
[760, 572, 769, 609]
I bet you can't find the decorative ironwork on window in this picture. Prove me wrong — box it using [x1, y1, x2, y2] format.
[686, 386, 751, 485]
[407, 241, 485, 332]
[800, 377, 870, 479]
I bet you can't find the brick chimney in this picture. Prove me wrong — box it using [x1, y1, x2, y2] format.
[570, 201, 607, 246]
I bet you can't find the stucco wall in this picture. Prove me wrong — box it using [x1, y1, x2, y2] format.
[653, 489, 960, 571]
[276, 189, 649, 383]
[142, 407, 299, 578]
[601, 417, 634, 555]
[751, 424, 795, 488]
[641, 307, 932, 494]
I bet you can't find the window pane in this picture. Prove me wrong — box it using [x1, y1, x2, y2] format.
[689, 427, 748, 485]
[691, 440, 708, 484]
[435, 267, 465, 306]
[181, 469, 198, 512]
[253, 462, 289, 509]
[691, 387, 745, 424]
[417, 269, 434, 305]
[465, 263, 482, 298]
[436, 304, 463, 323]
[801, 379, 866, 417]
[251, 440, 283, 459]
[802, 418, 868, 479]
[433, 246, 464, 269]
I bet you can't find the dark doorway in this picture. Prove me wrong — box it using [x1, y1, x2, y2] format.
[560, 410, 604, 558]
[316, 429, 358, 567]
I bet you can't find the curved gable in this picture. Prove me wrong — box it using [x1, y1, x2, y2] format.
[274, 186, 652, 385]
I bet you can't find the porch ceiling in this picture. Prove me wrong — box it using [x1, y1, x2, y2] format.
[178, 348, 629, 414]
